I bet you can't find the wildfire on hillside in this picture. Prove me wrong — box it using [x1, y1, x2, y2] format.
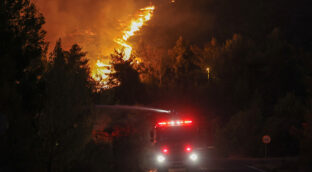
[91, 5, 155, 88]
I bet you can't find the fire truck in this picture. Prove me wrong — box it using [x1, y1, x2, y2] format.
[150, 118, 203, 172]
[95, 105, 208, 171]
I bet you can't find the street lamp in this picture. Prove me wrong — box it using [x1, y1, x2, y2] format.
[206, 67, 210, 80]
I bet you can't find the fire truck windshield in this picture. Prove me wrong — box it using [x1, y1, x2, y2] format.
[156, 126, 196, 143]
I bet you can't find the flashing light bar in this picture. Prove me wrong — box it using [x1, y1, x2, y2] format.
[157, 120, 193, 127]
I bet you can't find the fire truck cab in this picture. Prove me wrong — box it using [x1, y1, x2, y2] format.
[151, 119, 202, 172]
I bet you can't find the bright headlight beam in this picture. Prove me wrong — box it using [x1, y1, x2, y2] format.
[157, 155, 165, 163]
[190, 153, 198, 161]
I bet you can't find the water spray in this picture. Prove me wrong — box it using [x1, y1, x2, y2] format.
[95, 105, 171, 114]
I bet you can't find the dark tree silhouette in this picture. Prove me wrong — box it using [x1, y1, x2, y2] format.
[40, 40, 94, 172]
[0, 0, 46, 170]
[108, 51, 144, 104]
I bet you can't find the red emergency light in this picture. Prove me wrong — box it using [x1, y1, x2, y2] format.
[185, 146, 192, 152]
[157, 120, 193, 127]
[162, 148, 169, 154]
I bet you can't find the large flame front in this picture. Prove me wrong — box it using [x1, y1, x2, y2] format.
[91, 5, 155, 88]
[115, 5, 155, 60]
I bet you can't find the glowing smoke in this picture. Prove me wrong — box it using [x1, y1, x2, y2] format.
[33, 0, 151, 62]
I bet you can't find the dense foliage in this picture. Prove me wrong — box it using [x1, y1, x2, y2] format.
[0, 1, 94, 171]
[1, 0, 312, 171]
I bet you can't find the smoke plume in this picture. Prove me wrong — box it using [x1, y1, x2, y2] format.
[33, 0, 150, 64]
[33, 0, 215, 65]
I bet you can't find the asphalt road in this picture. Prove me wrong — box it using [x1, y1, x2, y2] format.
[200, 159, 265, 172]
[165, 159, 266, 172]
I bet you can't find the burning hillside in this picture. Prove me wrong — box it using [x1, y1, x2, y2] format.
[33, 0, 214, 88]
[34, 0, 155, 87]
[92, 5, 155, 86]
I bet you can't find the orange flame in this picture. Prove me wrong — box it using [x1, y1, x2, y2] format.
[115, 5, 155, 60]
[91, 5, 155, 88]
[91, 60, 112, 87]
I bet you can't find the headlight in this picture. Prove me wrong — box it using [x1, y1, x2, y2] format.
[189, 153, 198, 161]
[157, 155, 165, 163]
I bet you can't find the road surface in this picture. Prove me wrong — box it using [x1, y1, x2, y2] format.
[199, 159, 266, 172]
[165, 159, 267, 172]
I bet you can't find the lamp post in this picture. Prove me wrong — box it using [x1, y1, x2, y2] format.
[206, 67, 210, 80]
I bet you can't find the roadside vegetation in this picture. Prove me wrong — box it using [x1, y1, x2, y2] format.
[1, 0, 311, 171]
